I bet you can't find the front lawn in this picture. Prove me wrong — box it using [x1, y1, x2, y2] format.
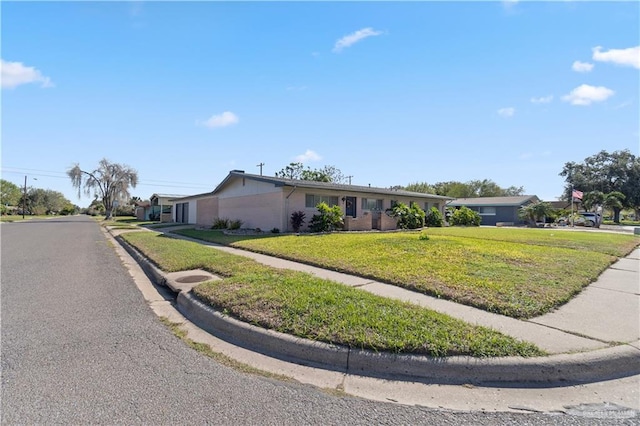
[121, 231, 543, 358]
[175, 228, 639, 318]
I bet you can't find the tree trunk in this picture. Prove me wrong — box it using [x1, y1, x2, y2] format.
[613, 207, 621, 223]
[104, 209, 113, 220]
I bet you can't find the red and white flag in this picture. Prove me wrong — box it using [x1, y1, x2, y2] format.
[572, 189, 583, 200]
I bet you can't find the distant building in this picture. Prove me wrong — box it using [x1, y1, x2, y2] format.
[447, 195, 541, 226]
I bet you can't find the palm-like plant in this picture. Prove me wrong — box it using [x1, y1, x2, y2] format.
[519, 201, 554, 227]
[582, 191, 604, 212]
[603, 191, 626, 223]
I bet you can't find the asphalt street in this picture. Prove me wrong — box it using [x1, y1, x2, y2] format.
[0, 215, 635, 424]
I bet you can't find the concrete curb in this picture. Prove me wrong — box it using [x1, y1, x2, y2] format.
[115, 232, 640, 385]
[178, 290, 640, 385]
[116, 234, 167, 287]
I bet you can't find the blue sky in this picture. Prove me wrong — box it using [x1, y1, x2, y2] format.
[2, 1, 638, 208]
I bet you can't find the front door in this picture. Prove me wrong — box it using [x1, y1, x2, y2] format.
[345, 196, 356, 218]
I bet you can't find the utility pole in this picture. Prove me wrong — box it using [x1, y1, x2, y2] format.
[22, 176, 37, 219]
[257, 162, 265, 176]
[23, 176, 26, 219]
[346, 175, 353, 185]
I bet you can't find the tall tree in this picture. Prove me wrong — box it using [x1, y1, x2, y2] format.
[404, 180, 523, 197]
[67, 158, 138, 219]
[317, 165, 346, 184]
[275, 163, 346, 183]
[275, 162, 304, 180]
[26, 188, 70, 215]
[560, 149, 640, 220]
[1, 179, 22, 207]
[404, 182, 436, 194]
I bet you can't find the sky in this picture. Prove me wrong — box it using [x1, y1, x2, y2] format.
[2, 1, 639, 208]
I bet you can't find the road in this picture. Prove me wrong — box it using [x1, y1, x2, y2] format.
[0, 216, 633, 424]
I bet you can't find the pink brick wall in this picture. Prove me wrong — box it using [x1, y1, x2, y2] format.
[344, 214, 373, 231]
[379, 212, 399, 231]
[196, 197, 218, 227]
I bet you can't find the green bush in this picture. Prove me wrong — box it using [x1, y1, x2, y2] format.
[309, 202, 344, 232]
[290, 210, 306, 232]
[450, 206, 481, 226]
[228, 219, 243, 230]
[425, 207, 444, 227]
[212, 217, 230, 229]
[389, 202, 425, 229]
[271, 228, 280, 234]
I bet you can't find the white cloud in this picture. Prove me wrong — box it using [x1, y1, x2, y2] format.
[572, 61, 594, 73]
[530, 95, 553, 104]
[497, 107, 515, 117]
[562, 84, 614, 106]
[294, 149, 322, 163]
[1, 59, 53, 89]
[592, 46, 640, 69]
[333, 27, 382, 53]
[202, 111, 239, 128]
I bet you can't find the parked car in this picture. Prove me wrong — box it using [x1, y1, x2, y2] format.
[576, 212, 601, 228]
[555, 212, 601, 228]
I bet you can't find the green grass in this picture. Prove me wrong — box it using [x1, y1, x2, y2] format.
[175, 227, 639, 318]
[122, 231, 543, 358]
[603, 220, 640, 226]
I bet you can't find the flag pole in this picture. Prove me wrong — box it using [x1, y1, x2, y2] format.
[571, 185, 574, 227]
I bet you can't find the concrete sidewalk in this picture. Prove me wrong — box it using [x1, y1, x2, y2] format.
[112, 226, 640, 385]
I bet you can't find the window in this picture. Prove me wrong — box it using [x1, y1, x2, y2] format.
[424, 202, 430, 211]
[361, 198, 383, 211]
[478, 207, 496, 215]
[305, 194, 339, 208]
[391, 200, 399, 209]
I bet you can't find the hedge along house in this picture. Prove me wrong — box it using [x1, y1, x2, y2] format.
[447, 195, 541, 226]
[172, 170, 452, 231]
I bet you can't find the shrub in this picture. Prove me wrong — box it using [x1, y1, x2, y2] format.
[309, 202, 344, 232]
[212, 217, 230, 229]
[450, 206, 481, 226]
[290, 210, 306, 232]
[271, 227, 280, 234]
[389, 202, 425, 229]
[425, 207, 444, 227]
[228, 219, 243, 230]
